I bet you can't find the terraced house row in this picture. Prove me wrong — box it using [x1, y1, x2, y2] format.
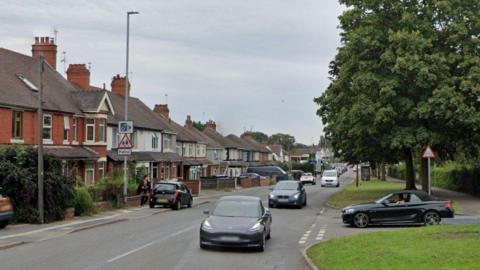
[0, 36, 276, 184]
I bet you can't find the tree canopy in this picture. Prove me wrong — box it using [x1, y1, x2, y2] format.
[316, 0, 480, 189]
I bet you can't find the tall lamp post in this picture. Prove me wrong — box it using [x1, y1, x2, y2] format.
[38, 57, 45, 224]
[124, 11, 139, 203]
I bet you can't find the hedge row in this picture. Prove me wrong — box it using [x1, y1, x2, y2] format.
[388, 162, 480, 196]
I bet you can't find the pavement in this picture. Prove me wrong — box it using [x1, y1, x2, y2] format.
[0, 171, 478, 270]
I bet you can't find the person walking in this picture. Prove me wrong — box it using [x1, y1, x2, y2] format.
[137, 175, 151, 207]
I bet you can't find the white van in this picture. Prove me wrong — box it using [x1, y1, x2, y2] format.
[320, 170, 339, 187]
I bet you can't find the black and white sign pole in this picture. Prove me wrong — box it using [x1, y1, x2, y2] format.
[422, 146, 435, 196]
[124, 11, 139, 203]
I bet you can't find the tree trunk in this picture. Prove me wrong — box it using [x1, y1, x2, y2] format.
[404, 148, 417, 190]
[420, 157, 428, 192]
[380, 162, 386, 181]
[355, 164, 359, 187]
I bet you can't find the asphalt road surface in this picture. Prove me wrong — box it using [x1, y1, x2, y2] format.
[0, 174, 353, 270]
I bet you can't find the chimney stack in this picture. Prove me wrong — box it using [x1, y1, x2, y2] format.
[111, 74, 130, 97]
[32, 36, 57, 69]
[205, 120, 217, 131]
[242, 131, 253, 140]
[185, 115, 193, 128]
[66, 64, 90, 91]
[153, 104, 170, 119]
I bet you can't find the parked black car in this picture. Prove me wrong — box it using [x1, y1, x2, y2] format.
[268, 181, 307, 208]
[150, 181, 193, 210]
[247, 166, 288, 181]
[0, 187, 13, 229]
[239, 173, 266, 180]
[342, 190, 455, 228]
[200, 196, 272, 251]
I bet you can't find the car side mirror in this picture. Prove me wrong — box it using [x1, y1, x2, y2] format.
[203, 209, 210, 215]
[265, 209, 271, 216]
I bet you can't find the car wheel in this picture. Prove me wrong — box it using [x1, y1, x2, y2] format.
[0, 221, 8, 229]
[424, 211, 441, 225]
[353, 212, 369, 228]
[149, 202, 155, 209]
[336, 183, 340, 187]
[321, 184, 325, 187]
[312, 181, 316, 185]
[187, 198, 193, 208]
[200, 241, 208, 249]
[303, 197, 307, 206]
[172, 199, 181, 210]
[266, 229, 271, 240]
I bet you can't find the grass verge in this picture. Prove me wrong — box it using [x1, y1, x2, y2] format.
[307, 225, 480, 270]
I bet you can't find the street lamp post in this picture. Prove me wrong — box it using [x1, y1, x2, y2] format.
[38, 57, 45, 224]
[124, 11, 139, 203]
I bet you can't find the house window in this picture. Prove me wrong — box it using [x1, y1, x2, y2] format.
[176, 143, 182, 155]
[163, 134, 171, 150]
[63, 116, 70, 142]
[43, 114, 52, 140]
[112, 128, 119, 148]
[152, 135, 159, 149]
[86, 119, 95, 142]
[98, 161, 105, 180]
[213, 150, 218, 160]
[98, 119, 106, 142]
[188, 144, 194, 156]
[85, 162, 95, 186]
[12, 111, 23, 139]
[73, 117, 78, 142]
[196, 145, 200, 157]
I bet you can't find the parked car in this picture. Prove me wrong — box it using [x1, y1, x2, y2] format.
[0, 187, 13, 229]
[239, 173, 267, 180]
[268, 181, 307, 208]
[200, 196, 272, 251]
[247, 166, 288, 181]
[342, 190, 455, 228]
[300, 173, 316, 185]
[291, 170, 304, 180]
[201, 174, 228, 180]
[150, 181, 193, 210]
[320, 170, 339, 187]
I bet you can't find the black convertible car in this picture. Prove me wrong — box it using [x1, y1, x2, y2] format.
[342, 190, 454, 228]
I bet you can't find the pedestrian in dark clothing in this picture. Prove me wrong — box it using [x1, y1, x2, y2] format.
[137, 176, 151, 207]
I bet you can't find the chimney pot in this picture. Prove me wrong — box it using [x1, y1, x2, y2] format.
[185, 115, 193, 128]
[66, 64, 90, 91]
[111, 75, 130, 97]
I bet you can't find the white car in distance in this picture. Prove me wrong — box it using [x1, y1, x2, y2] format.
[320, 170, 339, 187]
[300, 173, 316, 185]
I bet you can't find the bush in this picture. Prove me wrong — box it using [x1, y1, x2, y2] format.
[0, 146, 75, 223]
[73, 187, 93, 216]
[388, 163, 406, 180]
[431, 162, 480, 196]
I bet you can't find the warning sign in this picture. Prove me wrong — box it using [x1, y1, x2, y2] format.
[118, 134, 133, 149]
[422, 145, 435, 159]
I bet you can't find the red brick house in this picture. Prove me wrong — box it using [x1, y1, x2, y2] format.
[0, 37, 113, 185]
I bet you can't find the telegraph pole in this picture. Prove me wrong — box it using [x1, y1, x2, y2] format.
[38, 57, 45, 224]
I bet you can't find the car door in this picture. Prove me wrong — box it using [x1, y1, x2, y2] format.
[260, 202, 271, 234]
[179, 184, 188, 204]
[369, 194, 409, 223]
[400, 193, 425, 222]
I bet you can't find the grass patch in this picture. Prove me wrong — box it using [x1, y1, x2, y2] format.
[307, 225, 480, 270]
[328, 179, 403, 208]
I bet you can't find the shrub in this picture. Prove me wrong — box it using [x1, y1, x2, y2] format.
[431, 162, 480, 196]
[388, 163, 407, 180]
[73, 187, 93, 216]
[0, 146, 75, 223]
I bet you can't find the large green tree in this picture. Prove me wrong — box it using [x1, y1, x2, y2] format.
[316, 0, 480, 190]
[269, 133, 296, 151]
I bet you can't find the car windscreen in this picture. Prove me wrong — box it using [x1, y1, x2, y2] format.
[155, 184, 176, 191]
[323, 171, 336, 177]
[212, 200, 260, 218]
[274, 182, 299, 190]
[375, 193, 393, 204]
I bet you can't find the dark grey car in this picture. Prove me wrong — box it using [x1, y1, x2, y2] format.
[199, 196, 272, 251]
[268, 181, 307, 208]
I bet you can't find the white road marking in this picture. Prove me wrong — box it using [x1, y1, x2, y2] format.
[0, 214, 122, 240]
[107, 224, 197, 263]
[319, 208, 325, 215]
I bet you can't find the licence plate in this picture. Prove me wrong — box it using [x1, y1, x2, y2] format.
[220, 236, 239, 242]
[278, 199, 289, 203]
[157, 198, 168, 203]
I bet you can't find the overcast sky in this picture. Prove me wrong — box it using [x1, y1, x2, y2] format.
[1, 0, 344, 144]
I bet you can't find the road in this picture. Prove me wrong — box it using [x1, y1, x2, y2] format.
[0, 173, 353, 270]
[2, 170, 476, 270]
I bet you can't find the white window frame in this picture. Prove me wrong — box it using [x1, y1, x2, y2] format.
[86, 118, 95, 142]
[72, 117, 78, 142]
[43, 114, 52, 142]
[85, 162, 95, 186]
[12, 110, 23, 139]
[152, 135, 159, 149]
[63, 116, 70, 144]
[163, 134, 171, 151]
[98, 119, 106, 142]
[98, 161, 105, 180]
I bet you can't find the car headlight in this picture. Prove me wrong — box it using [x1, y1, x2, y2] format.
[248, 222, 262, 232]
[344, 208, 355, 214]
[269, 193, 275, 199]
[202, 220, 213, 230]
[293, 193, 300, 199]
